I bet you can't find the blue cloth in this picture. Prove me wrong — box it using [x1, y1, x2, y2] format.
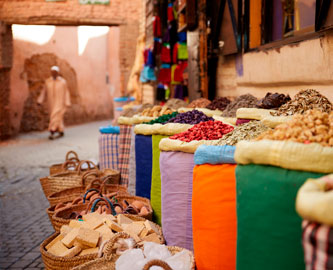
[178, 32, 187, 42]
[194, 145, 236, 165]
[99, 126, 120, 134]
[135, 135, 153, 199]
[147, 50, 155, 67]
[140, 66, 156, 82]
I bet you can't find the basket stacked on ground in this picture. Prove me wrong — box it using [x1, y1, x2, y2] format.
[49, 150, 80, 175]
[71, 232, 195, 270]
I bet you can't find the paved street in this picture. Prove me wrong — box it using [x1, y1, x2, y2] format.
[0, 120, 109, 269]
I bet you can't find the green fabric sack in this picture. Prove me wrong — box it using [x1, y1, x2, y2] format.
[236, 164, 324, 270]
[151, 135, 168, 225]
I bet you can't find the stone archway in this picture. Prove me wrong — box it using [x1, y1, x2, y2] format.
[19, 53, 87, 132]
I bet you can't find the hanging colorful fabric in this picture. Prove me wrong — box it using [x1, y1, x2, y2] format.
[161, 43, 171, 63]
[172, 42, 179, 63]
[174, 85, 184, 99]
[153, 16, 162, 37]
[156, 84, 166, 101]
[171, 64, 181, 85]
[178, 32, 187, 42]
[167, 3, 174, 22]
[174, 61, 188, 82]
[158, 65, 171, 84]
[140, 66, 156, 82]
[143, 49, 149, 65]
[147, 50, 155, 67]
[165, 85, 170, 100]
[153, 37, 162, 55]
[178, 43, 188, 60]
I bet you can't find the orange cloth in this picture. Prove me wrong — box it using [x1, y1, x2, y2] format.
[192, 164, 237, 270]
[38, 76, 71, 132]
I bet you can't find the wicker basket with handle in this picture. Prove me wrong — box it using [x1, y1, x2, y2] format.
[47, 172, 124, 207]
[72, 232, 194, 270]
[49, 150, 80, 175]
[40, 160, 99, 199]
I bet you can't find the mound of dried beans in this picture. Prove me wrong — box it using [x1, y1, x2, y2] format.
[170, 120, 234, 142]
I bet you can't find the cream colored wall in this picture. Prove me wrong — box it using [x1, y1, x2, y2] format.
[10, 25, 115, 133]
[217, 31, 333, 102]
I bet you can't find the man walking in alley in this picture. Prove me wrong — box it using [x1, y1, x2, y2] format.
[37, 66, 71, 140]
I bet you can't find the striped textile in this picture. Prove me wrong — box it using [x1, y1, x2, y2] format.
[119, 125, 132, 186]
[128, 127, 136, 195]
[98, 134, 119, 170]
[303, 220, 333, 270]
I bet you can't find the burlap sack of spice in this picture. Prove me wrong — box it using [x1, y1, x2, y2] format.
[235, 140, 333, 174]
[134, 123, 193, 136]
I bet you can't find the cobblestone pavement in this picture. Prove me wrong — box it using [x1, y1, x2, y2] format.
[0, 120, 109, 269]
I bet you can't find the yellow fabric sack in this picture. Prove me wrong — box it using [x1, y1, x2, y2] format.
[134, 123, 193, 136]
[159, 138, 218, 154]
[261, 115, 293, 128]
[236, 108, 276, 120]
[235, 140, 333, 174]
[296, 174, 333, 226]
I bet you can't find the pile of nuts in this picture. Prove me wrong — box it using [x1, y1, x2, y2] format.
[170, 120, 234, 142]
[271, 89, 333, 116]
[140, 106, 174, 117]
[257, 110, 333, 147]
[206, 97, 231, 111]
[215, 121, 270, 146]
[187, 98, 211, 108]
[222, 94, 258, 117]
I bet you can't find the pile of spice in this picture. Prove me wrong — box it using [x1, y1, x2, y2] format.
[271, 89, 332, 116]
[121, 108, 137, 117]
[206, 97, 231, 111]
[214, 121, 270, 146]
[136, 103, 154, 114]
[166, 110, 214, 125]
[257, 110, 333, 147]
[187, 98, 211, 108]
[170, 120, 234, 142]
[145, 112, 178, 125]
[165, 98, 188, 110]
[222, 94, 258, 117]
[256, 92, 291, 109]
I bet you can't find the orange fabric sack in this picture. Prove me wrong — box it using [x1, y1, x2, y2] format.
[192, 164, 237, 270]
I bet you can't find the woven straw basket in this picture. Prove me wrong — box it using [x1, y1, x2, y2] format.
[47, 172, 123, 207]
[40, 160, 98, 199]
[72, 232, 195, 270]
[52, 195, 154, 232]
[49, 151, 80, 175]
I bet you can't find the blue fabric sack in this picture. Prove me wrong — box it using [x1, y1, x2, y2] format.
[99, 126, 120, 134]
[135, 135, 153, 199]
[194, 145, 236, 165]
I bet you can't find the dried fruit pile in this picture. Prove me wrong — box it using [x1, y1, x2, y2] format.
[271, 89, 332, 116]
[256, 92, 291, 109]
[206, 97, 231, 111]
[215, 121, 270, 146]
[145, 112, 178, 125]
[166, 110, 214, 125]
[257, 110, 333, 147]
[187, 98, 211, 108]
[222, 94, 258, 117]
[140, 106, 174, 117]
[170, 120, 234, 142]
[121, 108, 137, 117]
